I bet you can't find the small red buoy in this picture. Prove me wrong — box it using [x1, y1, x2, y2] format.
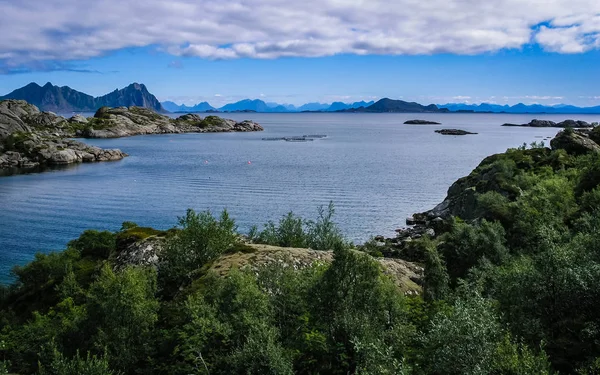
[247, 161, 252, 164]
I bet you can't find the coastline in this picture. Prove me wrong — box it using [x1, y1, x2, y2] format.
[0, 100, 264, 175]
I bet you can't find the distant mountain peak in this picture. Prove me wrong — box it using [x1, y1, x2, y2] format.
[439, 102, 600, 114]
[0, 82, 165, 113]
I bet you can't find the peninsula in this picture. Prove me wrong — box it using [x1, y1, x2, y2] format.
[0, 100, 263, 172]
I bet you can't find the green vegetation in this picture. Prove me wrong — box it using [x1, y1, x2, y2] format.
[4, 133, 600, 373]
[85, 118, 115, 131]
[3, 131, 34, 153]
[199, 115, 225, 128]
[251, 202, 348, 250]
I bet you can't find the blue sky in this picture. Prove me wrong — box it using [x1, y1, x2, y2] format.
[0, 0, 599, 107]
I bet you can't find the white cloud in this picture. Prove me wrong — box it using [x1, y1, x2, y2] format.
[452, 96, 472, 102]
[0, 0, 599, 68]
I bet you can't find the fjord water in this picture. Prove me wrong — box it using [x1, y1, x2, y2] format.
[0, 113, 596, 281]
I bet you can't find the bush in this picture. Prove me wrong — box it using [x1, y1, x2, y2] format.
[86, 265, 158, 372]
[159, 209, 237, 296]
[256, 212, 307, 248]
[38, 350, 120, 375]
[68, 230, 116, 260]
[254, 202, 347, 250]
[306, 202, 348, 250]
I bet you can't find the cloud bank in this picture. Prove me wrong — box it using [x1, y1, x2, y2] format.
[0, 0, 599, 68]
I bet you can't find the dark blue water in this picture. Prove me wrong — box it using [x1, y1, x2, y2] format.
[1, 112, 596, 282]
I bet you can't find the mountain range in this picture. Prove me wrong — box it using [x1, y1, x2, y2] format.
[0, 82, 165, 113]
[162, 99, 375, 113]
[439, 102, 600, 114]
[2, 82, 600, 114]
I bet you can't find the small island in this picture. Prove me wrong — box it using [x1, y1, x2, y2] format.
[435, 129, 478, 135]
[404, 119, 441, 125]
[502, 119, 593, 128]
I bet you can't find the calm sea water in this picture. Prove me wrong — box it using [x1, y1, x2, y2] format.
[1, 112, 597, 282]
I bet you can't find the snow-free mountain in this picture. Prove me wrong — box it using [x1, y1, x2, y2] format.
[440, 102, 600, 114]
[0, 82, 165, 113]
[3, 82, 600, 114]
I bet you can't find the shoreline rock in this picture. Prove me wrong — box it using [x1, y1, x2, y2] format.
[502, 119, 593, 128]
[435, 129, 478, 135]
[404, 119, 441, 125]
[0, 100, 264, 174]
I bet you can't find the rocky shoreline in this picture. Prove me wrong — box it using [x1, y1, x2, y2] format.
[371, 126, 600, 258]
[502, 119, 594, 128]
[0, 100, 264, 172]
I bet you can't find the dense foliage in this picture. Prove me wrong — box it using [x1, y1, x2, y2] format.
[2, 136, 600, 373]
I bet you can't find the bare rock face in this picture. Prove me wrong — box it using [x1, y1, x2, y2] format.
[502, 119, 593, 128]
[114, 236, 165, 271]
[0, 100, 35, 139]
[0, 100, 263, 175]
[551, 130, 600, 155]
[0, 100, 128, 171]
[69, 114, 88, 124]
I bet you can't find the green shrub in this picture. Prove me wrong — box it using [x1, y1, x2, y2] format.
[306, 202, 348, 250]
[68, 230, 116, 260]
[159, 209, 237, 296]
[38, 350, 119, 375]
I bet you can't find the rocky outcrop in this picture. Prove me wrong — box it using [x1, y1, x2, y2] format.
[112, 235, 422, 294]
[0, 131, 127, 169]
[80, 107, 264, 138]
[0, 100, 127, 171]
[0, 100, 35, 139]
[435, 129, 477, 135]
[550, 129, 600, 155]
[209, 244, 423, 294]
[114, 236, 165, 271]
[404, 119, 441, 125]
[502, 119, 593, 128]
[588, 126, 600, 145]
[0, 100, 264, 174]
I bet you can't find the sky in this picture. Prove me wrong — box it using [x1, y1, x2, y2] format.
[0, 0, 599, 107]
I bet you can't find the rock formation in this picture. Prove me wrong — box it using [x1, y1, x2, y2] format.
[0, 100, 128, 170]
[0, 100, 264, 173]
[404, 120, 441, 125]
[80, 107, 263, 138]
[502, 119, 593, 128]
[550, 129, 600, 155]
[435, 129, 477, 135]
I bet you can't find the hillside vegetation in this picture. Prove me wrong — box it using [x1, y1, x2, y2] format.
[2, 128, 600, 374]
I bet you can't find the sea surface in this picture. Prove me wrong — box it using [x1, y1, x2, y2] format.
[1, 112, 598, 282]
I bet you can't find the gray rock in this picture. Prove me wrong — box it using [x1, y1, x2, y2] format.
[69, 115, 88, 124]
[502, 119, 592, 128]
[435, 129, 478, 135]
[550, 130, 600, 155]
[49, 149, 80, 164]
[404, 120, 441, 125]
[0, 100, 34, 139]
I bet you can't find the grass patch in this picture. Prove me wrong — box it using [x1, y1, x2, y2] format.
[200, 115, 225, 128]
[226, 242, 257, 254]
[115, 226, 175, 250]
